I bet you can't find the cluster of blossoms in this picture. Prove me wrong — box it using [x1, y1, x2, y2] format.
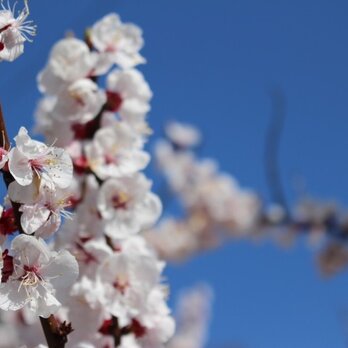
[33, 12, 171, 348]
[146, 123, 261, 261]
[0, 118, 79, 339]
[147, 121, 348, 276]
[0, 6, 177, 348]
[0, 2, 79, 324]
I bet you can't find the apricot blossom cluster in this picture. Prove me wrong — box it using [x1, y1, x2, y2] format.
[34, 13, 171, 348]
[148, 121, 348, 278]
[0, 107, 79, 347]
[0, 6, 175, 348]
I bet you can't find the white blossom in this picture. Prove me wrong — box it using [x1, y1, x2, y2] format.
[168, 285, 212, 348]
[133, 286, 175, 348]
[0, 0, 36, 62]
[34, 96, 74, 148]
[52, 78, 106, 125]
[8, 182, 73, 238]
[0, 234, 79, 317]
[165, 122, 201, 148]
[85, 122, 149, 180]
[105, 68, 152, 136]
[67, 277, 107, 345]
[90, 13, 145, 69]
[107, 69, 151, 110]
[8, 127, 73, 189]
[97, 237, 161, 326]
[38, 38, 96, 95]
[97, 174, 162, 239]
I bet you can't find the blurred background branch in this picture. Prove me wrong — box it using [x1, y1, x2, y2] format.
[264, 88, 289, 219]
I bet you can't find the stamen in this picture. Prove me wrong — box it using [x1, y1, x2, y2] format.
[112, 192, 128, 210]
[113, 273, 129, 294]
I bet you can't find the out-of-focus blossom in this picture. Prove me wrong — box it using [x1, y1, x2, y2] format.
[168, 285, 213, 348]
[147, 138, 261, 260]
[165, 122, 201, 149]
[106, 69, 152, 132]
[38, 38, 96, 95]
[318, 243, 348, 276]
[90, 13, 145, 69]
[52, 79, 106, 125]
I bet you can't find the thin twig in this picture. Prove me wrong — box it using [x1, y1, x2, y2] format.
[111, 316, 122, 347]
[264, 88, 290, 219]
[0, 103, 23, 231]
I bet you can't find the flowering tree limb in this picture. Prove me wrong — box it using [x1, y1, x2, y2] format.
[0, 104, 72, 348]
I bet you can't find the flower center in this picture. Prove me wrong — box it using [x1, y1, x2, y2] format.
[29, 158, 44, 172]
[105, 154, 117, 165]
[113, 273, 129, 294]
[20, 265, 42, 288]
[75, 242, 98, 265]
[69, 90, 86, 107]
[111, 192, 128, 210]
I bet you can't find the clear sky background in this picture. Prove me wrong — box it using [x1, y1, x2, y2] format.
[1, 1, 348, 347]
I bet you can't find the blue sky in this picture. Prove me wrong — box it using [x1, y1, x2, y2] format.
[1, 1, 348, 347]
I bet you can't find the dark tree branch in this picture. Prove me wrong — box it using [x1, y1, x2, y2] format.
[40, 316, 73, 348]
[0, 104, 25, 232]
[0, 104, 9, 150]
[111, 316, 122, 347]
[104, 236, 125, 347]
